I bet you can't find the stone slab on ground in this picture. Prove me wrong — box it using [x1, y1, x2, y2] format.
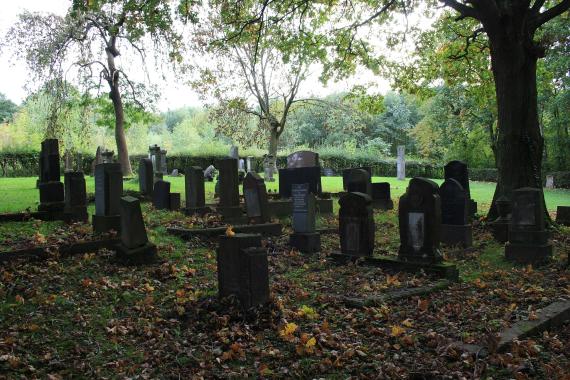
[329, 253, 459, 281]
[167, 223, 283, 239]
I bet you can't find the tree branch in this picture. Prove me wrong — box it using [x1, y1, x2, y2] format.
[530, 0, 570, 29]
[440, 0, 480, 21]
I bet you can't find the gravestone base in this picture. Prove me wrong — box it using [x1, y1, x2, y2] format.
[398, 250, 444, 265]
[490, 221, 509, 243]
[372, 199, 394, 210]
[169, 193, 181, 211]
[556, 206, 570, 226]
[317, 198, 334, 214]
[289, 232, 321, 254]
[64, 206, 89, 223]
[93, 214, 121, 234]
[38, 181, 65, 213]
[217, 206, 244, 222]
[38, 201, 65, 213]
[505, 242, 552, 265]
[115, 242, 158, 265]
[441, 224, 472, 247]
[183, 206, 212, 216]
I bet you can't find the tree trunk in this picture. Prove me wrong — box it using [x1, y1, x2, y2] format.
[268, 124, 279, 171]
[487, 27, 546, 220]
[106, 47, 133, 177]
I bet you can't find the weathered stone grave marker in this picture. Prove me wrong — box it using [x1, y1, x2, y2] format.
[439, 178, 472, 247]
[444, 160, 477, 216]
[556, 206, 570, 226]
[149, 145, 164, 182]
[289, 183, 320, 253]
[243, 172, 270, 224]
[505, 188, 552, 264]
[397, 145, 405, 180]
[184, 166, 208, 215]
[398, 177, 442, 264]
[93, 159, 123, 233]
[64, 171, 88, 222]
[490, 195, 511, 242]
[217, 234, 269, 308]
[346, 168, 372, 196]
[204, 165, 216, 181]
[139, 158, 154, 197]
[287, 150, 319, 168]
[217, 158, 243, 221]
[153, 180, 171, 210]
[371, 182, 394, 210]
[38, 139, 65, 214]
[115, 196, 157, 264]
[263, 154, 276, 182]
[91, 146, 103, 175]
[342, 167, 371, 191]
[339, 192, 375, 256]
[246, 156, 253, 172]
[545, 175, 554, 189]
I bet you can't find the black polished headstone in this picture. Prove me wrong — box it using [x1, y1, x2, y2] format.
[218, 158, 240, 207]
[152, 180, 171, 210]
[444, 160, 477, 216]
[278, 166, 322, 198]
[398, 177, 442, 264]
[93, 162, 123, 233]
[64, 171, 88, 222]
[289, 183, 320, 253]
[339, 192, 375, 256]
[139, 158, 154, 196]
[439, 178, 472, 247]
[38, 139, 64, 213]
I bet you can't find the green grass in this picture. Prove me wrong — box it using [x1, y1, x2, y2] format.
[1, 175, 570, 214]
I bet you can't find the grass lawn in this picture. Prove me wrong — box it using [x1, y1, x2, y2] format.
[2, 175, 570, 214]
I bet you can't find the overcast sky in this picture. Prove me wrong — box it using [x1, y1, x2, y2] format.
[0, 0, 406, 112]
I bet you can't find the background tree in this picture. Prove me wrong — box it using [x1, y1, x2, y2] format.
[4, 0, 185, 175]
[0, 93, 18, 124]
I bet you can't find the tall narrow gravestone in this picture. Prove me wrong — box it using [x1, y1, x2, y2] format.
[243, 172, 270, 224]
[439, 178, 472, 247]
[217, 158, 243, 221]
[339, 192, 375, 256]
[398, 177, 442, 264]
[93, 161, 123, 233]
[153, 180, 171, 210]
[505, 188, 552, 265]
[217, 234, 269, 308]
[38, 139, 65, 214]
[184, 166, 208, 215]
[64, 171, 88, 222]
[346, 168, 372, 196]
[139, 158, 154, 197]
[397, 145, 406, 180]
[444, 160, 477, 216]
[115, 196, 157, 264]
[149, 145, 163, 183]
[289, 183, 320, 253]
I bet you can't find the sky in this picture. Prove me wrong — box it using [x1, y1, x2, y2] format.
[0, 0, 404, 112]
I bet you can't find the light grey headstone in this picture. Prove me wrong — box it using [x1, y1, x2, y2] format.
[397, 145, 405, 180]
[545, 175, 554, 189]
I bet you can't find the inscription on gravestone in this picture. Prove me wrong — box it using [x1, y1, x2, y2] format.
[339, 192, 374, 256]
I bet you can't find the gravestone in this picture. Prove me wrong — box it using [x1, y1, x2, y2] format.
[398, 177, 442, 264]
[371, 182, 394, 210]
[63, 171, 88, 222]
[346, 168, 372, 196]
[169, 193, 181, 211]
[185, 166, 208, 215]
[342, 167, 372, 191]
[556, 206, 570, 226]
[323, 168, 335, 177]
[64, 150, 73, 172]
[490, 196, 511, 242]
[204, 165, 216, 181]
[229, 145, 239, 159]
[91, 146, 103, 175]
[439, 178, 472, 247]
[153, 180, 171, 210]
[397, 145, 406, 180]
[505, 188, 552, 264]
[149, 145, 163, 182]
[93, 161, 123, 233]
[278, 166, 322, 198]
[289, 183, 320, 253]
[38, 139, 65, 214]
[102, 150, 114, 163]
[444, 160, 477, 216]
[138, 158, 154, 197]
[217, 234, 269, 308]
[171, 169, 179, 177]
[246, 157, 253, 172]
[115, 196, 157, 264]
[339, 192, 375, 256]
[287, 150, 319, 168]
[545, 175, 554, 189]
[218, 158, 243, 221]
[160, 150, 167, 175]
[263, 155, 276, 182]
[243, 172, 270, 224]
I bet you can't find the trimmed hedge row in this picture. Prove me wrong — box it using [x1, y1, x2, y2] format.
[1, 152, 568, 187]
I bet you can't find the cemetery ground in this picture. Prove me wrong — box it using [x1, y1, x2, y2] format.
[1, 177, 570, 378]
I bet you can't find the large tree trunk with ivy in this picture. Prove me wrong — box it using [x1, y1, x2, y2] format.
[106, 47, 133, 177]
[486, 19, 544, 220]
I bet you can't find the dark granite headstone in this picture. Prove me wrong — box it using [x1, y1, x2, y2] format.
[139, 158, 154, 197]
[169, 193, 181, 211]
[38, 139, 65, 214]
[339, 192, 375, 256]
[439, 178, 472, 247]
[185, 166, 207, 214]
[346, 168, 372, 196]
[91, 146, 103, 175]
[64, 171, 88, 222]
[93, 162, 123, 233]
[371, 182, 394, 210]
[153, 180, 171, 210]
[398, 177, 442, 264]
[505, 188, 552, 264]
[287, 151, 319, 168]
[115, 196, 157, 264]
[218, 158, 243, 221]
[342, 167, 372, 191]
[243, 172, 270, 224]
[217, 234, 269, 308]
[289, 183, 320, 253]
[490, 195, 512, 243]
[444, 160, 477, 216]
[278, 166, 322, 198]
[148, 145, 163, 182]
[556, 206, 570, 226]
